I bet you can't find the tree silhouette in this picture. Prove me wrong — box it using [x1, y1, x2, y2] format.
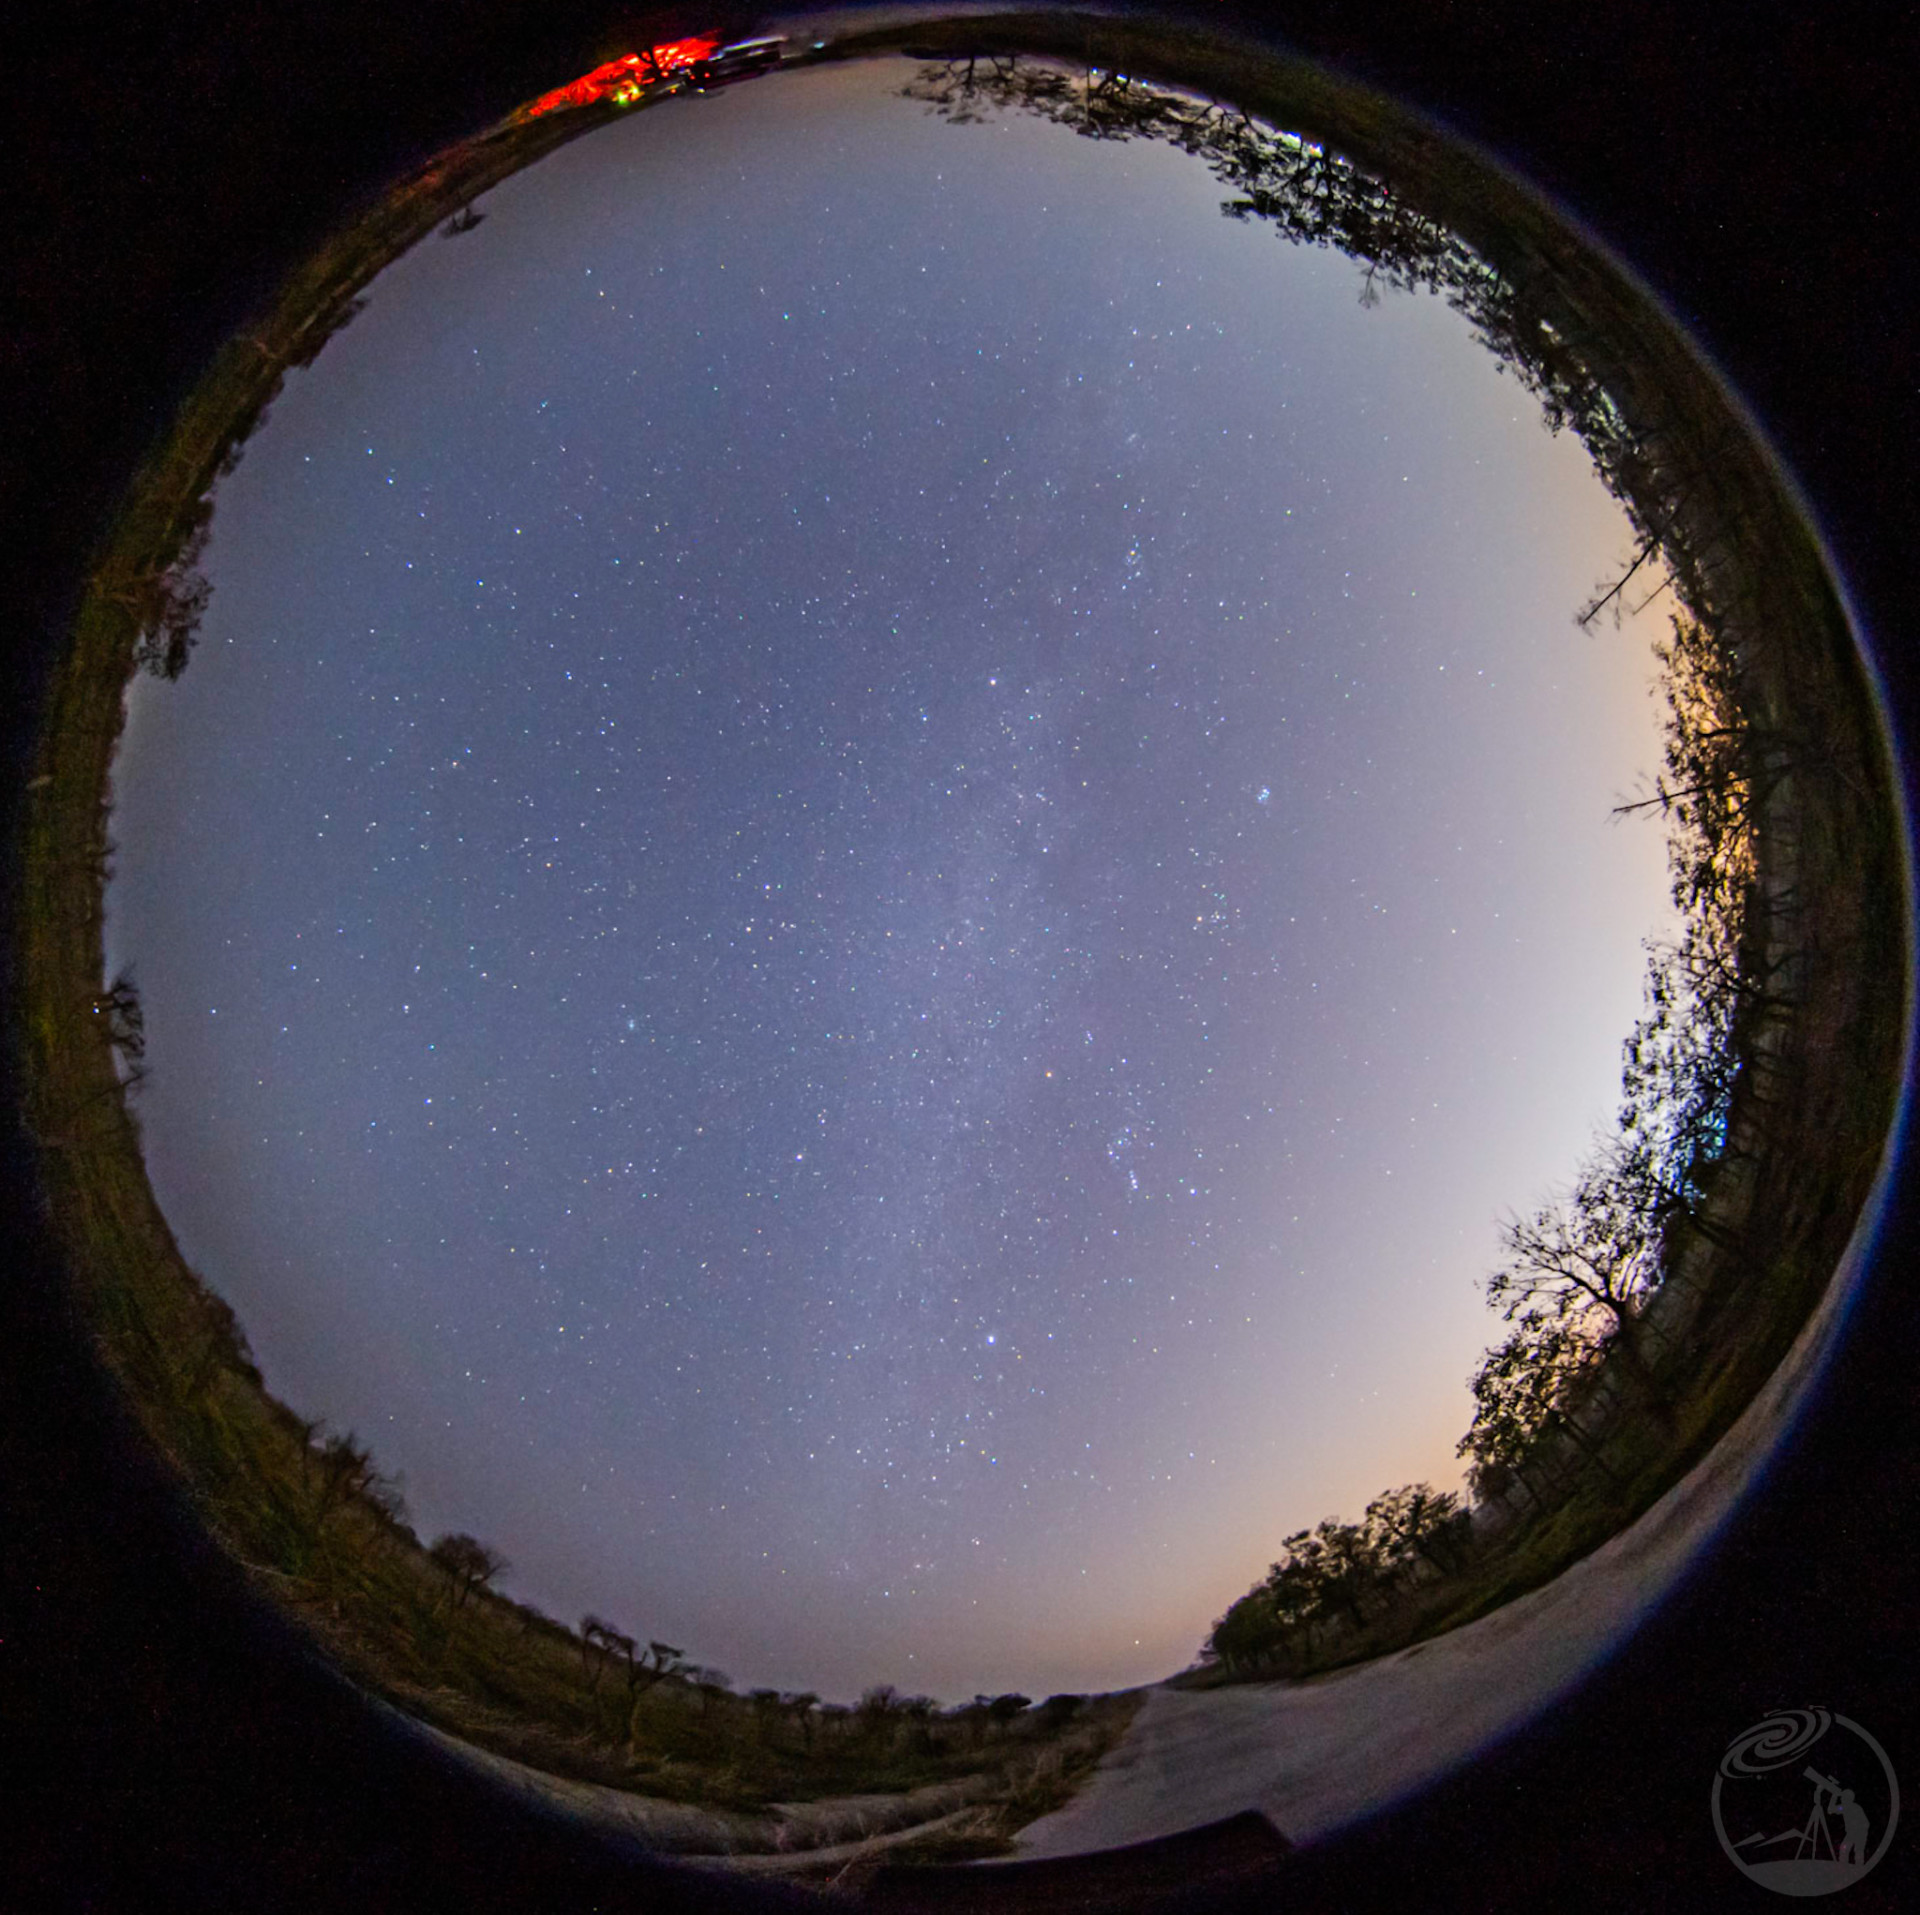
[784, 1691, 820, 1752]
[1453, 607, 1765, 1503]
[1458, 1308, 1621, 1495]
[1576, 532, 1669, 631]
[683, 1666, 732, 1716]
[1363, 1483, 1471, 1579]
[91, 964, 145, 1067]
[111, 513, 213, 681]
[1268, 1522, 1370, 1637]
[1485, 1164, 1671, 1424]
[748, 1687, 786, 1744]
[578, 1614, 617, 1691]
[1206, 1586, 1286, 1673]
[987, 1691, 1032, 1729]
[312, 1430, 377, 1519]
[855, 1683, 903, 1750]
[285, 295, 369, 373]
[1310, 1518, 1390, 1631]
[428, 1533, 508, 1609]
[620, 1638, 687, 1748]
[894, 1694, 940, 1757]
[1258, 1531, 1332, 1650]
[1205, 1482, 1480, 1671]
[1609, 611, 1779, 1217]
[294, 1428, 405, 1583]
[902, 51, 1714, 605]
[178, 1284, 261, 1398]
[599, 1623, 638, 1713]
[640, 1639, 685, 1684]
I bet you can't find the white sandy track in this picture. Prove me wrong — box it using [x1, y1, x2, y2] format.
[350, 1177, 1873, 1866]
[1012, 1198, 1879, 1859]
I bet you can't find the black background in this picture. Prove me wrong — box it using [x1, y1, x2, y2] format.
[4, 3, 1915, 1909]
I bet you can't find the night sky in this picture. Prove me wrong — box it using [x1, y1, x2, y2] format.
[107, 57, 1675, 1702]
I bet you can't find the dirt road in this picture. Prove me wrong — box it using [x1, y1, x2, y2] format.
[1012, 1208, 1876, 1858]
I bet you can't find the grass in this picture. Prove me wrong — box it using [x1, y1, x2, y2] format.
[13, 3, 1909, 1851]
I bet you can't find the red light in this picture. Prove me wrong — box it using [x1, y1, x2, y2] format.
[519, 38, 720, 119]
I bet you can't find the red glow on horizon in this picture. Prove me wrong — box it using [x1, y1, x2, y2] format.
[520, 38, 720, 119]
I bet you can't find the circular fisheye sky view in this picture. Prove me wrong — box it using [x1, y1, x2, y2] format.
[106, 53, 1678, 1702]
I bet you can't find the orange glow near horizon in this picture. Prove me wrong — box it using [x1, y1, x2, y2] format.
[519, 39, 720, 119]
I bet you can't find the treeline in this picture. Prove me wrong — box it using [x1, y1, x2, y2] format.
[237, 1361, 1095, 1785]
[1206, 1485, 1471, 1674]
[1199, 607, 1763, 1674]
[903, 53, 1648, 527]
[258, 1404, 1060, 1746]
[1458, 608, 1764, 1498]
[44, 976, 1136, 1838]
[895, 54, 1784, 1674]
[194, 57, 1773, 1706]
[81, 47, 1792, 1722]
[165, 1360, 1102, 1803]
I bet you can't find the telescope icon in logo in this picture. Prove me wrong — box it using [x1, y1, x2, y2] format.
[1735, 1767, 1870, 1868]
[1711, 1709, 1898, 1896]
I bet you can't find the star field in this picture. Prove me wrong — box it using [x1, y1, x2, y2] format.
[107, 58, 1675, 1699]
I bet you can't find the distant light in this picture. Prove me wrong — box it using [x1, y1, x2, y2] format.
[519, 38, 720, 120]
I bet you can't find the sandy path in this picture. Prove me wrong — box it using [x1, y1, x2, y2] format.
[1012, 1206, 1873, 1859]
[355, 1176, 1871, 1866]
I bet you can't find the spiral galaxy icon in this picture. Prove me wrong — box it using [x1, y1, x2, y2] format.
[1720, 1709, 1834, 1779]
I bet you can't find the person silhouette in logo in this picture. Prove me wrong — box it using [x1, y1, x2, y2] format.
[1831, 1784, 1869, 1866]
